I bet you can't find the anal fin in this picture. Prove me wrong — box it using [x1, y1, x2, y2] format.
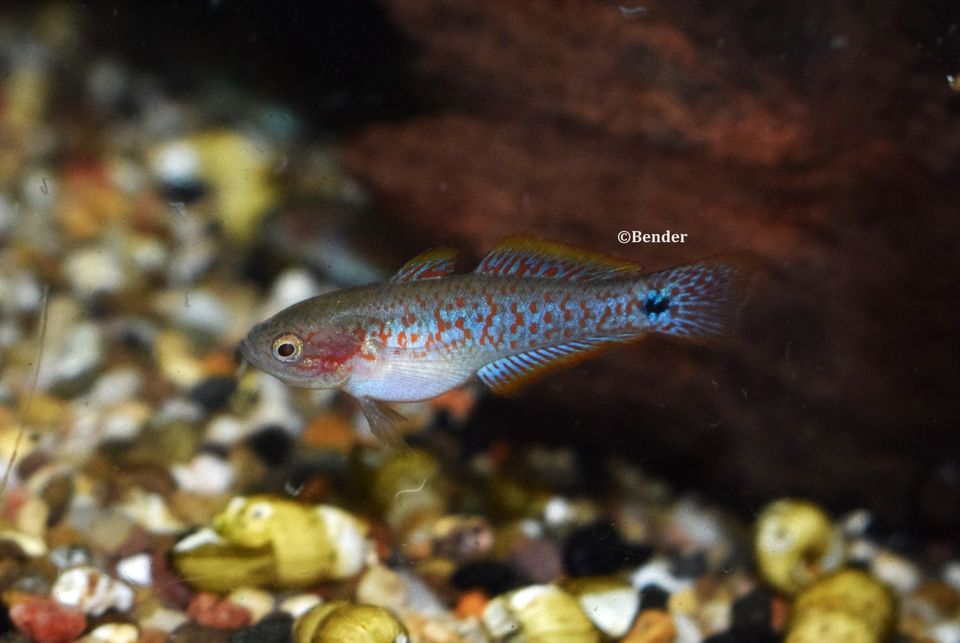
[477, 338, 630, 395]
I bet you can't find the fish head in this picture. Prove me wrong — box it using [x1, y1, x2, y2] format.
[240, 296, 367, 390]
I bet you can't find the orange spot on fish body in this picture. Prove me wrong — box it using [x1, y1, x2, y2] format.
[455, 318, 465, 330]
[544, 265, 558, 277]
[397, 331, 408, 348]
[455, 297, 465, 308]
[543, 311, 553, 324]
[563, 328, 573, 338]
[528, 301, 538, 314]
[544, 292, 554, 303]
[528, 323, 539, 334]
[510, 340, 518, 349]
[410, 333, 419, 343]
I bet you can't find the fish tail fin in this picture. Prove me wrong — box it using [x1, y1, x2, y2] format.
[637, 252, 758, 343]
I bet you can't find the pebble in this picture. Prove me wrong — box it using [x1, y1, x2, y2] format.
[81, 622, 140, 643]
[9, 595, 87, 643]
[227, 612, 294, 643]
[623, 609, 676, 643]
[172, 453, 234, 495]
[41, 321, 105, 396]
[482, 584, 599, 643]
[115, 552, 152, 586]
[294, 601, 408, 643]
[871, 548, 922, 595]
[279, 594, 323, 619]
[563, 521, 651, 576]
[754, 498, 845, 595]
[564, 576, 641, 638]
[188, 375, 238, 412]
[226, 587, 276, 623]
[187, 593, 253, 630]
[630, 557, 693, 595]
[64, 246, 127, 299]
[50, 565, 135, 615]
[451, 561, 528, 596]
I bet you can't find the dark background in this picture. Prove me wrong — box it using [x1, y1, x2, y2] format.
[33, 0, 960, 541]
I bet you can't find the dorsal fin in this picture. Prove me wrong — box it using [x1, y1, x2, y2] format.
[477, 337, 628, 395]
[474, 237, 642, 281]
[390, 248, 458, 283]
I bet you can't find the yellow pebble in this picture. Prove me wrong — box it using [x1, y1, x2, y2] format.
[294, 601, 408, 643]
[789, 568, 897, 640]
[754, 499, 844, 594]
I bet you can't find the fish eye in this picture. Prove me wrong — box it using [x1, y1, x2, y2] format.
[271, 333, 303, 362]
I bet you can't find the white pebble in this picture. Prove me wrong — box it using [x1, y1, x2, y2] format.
[119, 488, 185, 533]
[928, 621, 960, 643]
[943, 560, 960, 591]
[116, 553, 152, 586]
[82, 622, 139, 643]
[279, 593, 323, 618]
[673, 613, 703, 643]
[630, 556, 693, 596]
[84, 368, 144, 407]
[205, 413, 246, 446]
[871, 549, 921, 595]
[139, 607, 188, 633]
[172, 453, 234, 495]
[38, 322, 105, 391]
[52, 566, 134, 616]
[65, 247, 126, 298]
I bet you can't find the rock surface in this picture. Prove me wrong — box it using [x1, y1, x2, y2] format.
[339, 0, 960, 533]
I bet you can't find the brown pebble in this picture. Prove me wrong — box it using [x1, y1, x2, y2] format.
[622, 609, 675, 643]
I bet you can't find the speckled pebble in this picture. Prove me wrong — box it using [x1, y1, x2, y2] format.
[51, 565, 135, 616]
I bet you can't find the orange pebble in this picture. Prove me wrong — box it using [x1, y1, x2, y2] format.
[199, 352, 240, 377]
[455, 589, 489, 620]
[622, 609, 676, 643]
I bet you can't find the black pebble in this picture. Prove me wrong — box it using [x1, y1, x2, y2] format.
[245, 425, 295, 467]
[672, 550, 708, 578]
[731, 587, 772, 628]
[160, 180, 208, 204]
[229, 612, 294, 643]
[562, 522, 651, 577]
[189, 376, 238, 412]
[0, 602, 11, 635]
[451, 561, 528, 596]
[704, 587, 779, 643]
[638, 584, 670, 611]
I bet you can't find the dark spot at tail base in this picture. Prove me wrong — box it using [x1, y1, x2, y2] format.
[643, 290, 671, 316]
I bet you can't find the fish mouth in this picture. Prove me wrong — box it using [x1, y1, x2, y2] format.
[238, 337, 257, 368]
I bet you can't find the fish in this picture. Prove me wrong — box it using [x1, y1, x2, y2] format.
[241, 238, 755, 445]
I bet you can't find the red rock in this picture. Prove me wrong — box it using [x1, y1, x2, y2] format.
[9, 595, 87, 643]
[186, 592, 252, 630]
